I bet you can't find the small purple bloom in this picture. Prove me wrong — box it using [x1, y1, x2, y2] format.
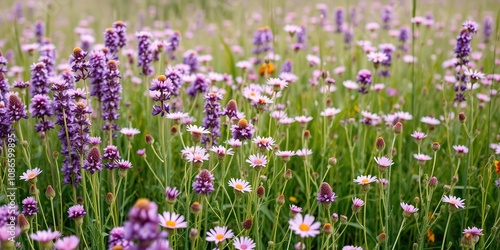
[192, 169, 215, 195]
[67, 204, 86, 219]
[22, 196, 38, 217]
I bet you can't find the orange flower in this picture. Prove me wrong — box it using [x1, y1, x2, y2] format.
[259, 62, 275, 76]
[426, 229, 435, 242]
[495, 160, 500, 174]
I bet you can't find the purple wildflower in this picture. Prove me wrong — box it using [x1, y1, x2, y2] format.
[356, 69, 372, 94]
[294, 26, 307, 51]
[317, 182, 337, 206]
[22, 196, 38, 217]
[39, 43, 56, 76]
[104, 28, 119, 58]
[187, 73, 210, 97]
[164, 67, 183, 96]
[113, 21, 127, 49]
[166, 31, 181, 60]
[83, 146, 102, 174]
[0, 72, 9, 102]
[192, 169, 215, 195]
[29, 94, 54, 132]
[252, 26, 273, 55]
[136, 31, 154, 76]
[165, 186, 181, 203]
[454, 20, 479, 103]
[280, 59, 293, 74]
[109, 227, 133, 249]
[344, 28, 353, 46]
[183, 49, 199, 73]
[103, 145, 121, 169]
[484, 16, 492, 43]
[335, 8, 344, 33]
[30, 62, 50, 96]
[231, 118, 254, 141]
[0, 100, 14, 146]
[8, 93, 28, 121]
[67, 204, 86, 219]
[150, 75, 173, 116]
[382, 6, 392, 30]
[398, 26, 410, 52]
[101, 60, 121, 133]
[123, 199, 162, 248]
[202, 91, 222, 145]
[89, 50, 107, 100]
[0, 51, 8, 74]
[34, 21, 45, 44]
[69, 47, 90, 82]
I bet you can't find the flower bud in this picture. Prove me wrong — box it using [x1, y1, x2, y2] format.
[145, 134, 154, 144]
[393, 122, 403, 134]
[284, 169, 293, 180]
[331, 213, 339, 223]
[242, 218, 253, 230]
[106, 192, 115, 205]
[428, 177, 438, 189]
[45, 185, 55, 199]
[323, 223, 333, 234]
[189, 228, 198, 241]
[277, 194, 285, 206]
[191, 202, 202, 214]
[432, 142, 440, 151]
[377, 232, 387, 243]
[328, 157, 337, 166]
[18, 214, 30, 232]
[257, 186, 265, 198]
[376, 137, 385, 152]
[459, 112, 466, 123]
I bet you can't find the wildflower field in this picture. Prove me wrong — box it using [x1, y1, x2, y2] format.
[0, 0, 499, 249]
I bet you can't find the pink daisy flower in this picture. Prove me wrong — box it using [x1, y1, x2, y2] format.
[206, 226, 234, 244]
[400, 202, 419, 217]
[411, 131, 427, 140]
[246, 154, 267, 168]
[320, 108, 342, 117]
[296, 148, 313, 157]
[353, 175, 377, 185]
[20, 168, 42, 181]
[253, 136, 275, 151]
[453, 145, 469, 154]
[54, 235, 79, 250]
[233, 236, 256, 250]
[442, 195, 465, 209]
[30, 229, 61, 243]
[421, 116, 440, 125]
[289, 213, 321, 238]
[228, 178, 252, 193]
[159, 211, 188, 229]
[295, 116, 313, 124]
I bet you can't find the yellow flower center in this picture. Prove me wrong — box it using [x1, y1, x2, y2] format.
[166, 220, 176, 228]
[215, 234, 224, 241]
[450, 200, 456, 205]
[28, 173, 36, 179]
[361, 179, 369, 184]
[254, 159, 262, 165]
[299, 223, 310, 232]
[235, 184, 243, 191]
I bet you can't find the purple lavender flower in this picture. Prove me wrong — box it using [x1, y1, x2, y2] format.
[0, 101, 14, 146]
[103, 145, 121, 169]
[350, 8, 357, 26]
[164, 67, 183, 96]
[344, 28, 353, 46]
[0, 72, 9, 102]
[398, 26, 410, 52]
[101, 60, 121, 133]
[231, 118, 254, 141]
[183, 49, 199, 73]
[356, 69, 372, 94]
[39, 43, 56, 76]
[89, 50, 107, 100]
[104, 28, 119, 58]
[484, 16, 493, 43]
[294, 26, 307, 51]
[30, 62, 50, 96]
[61, 69, 76, 89]
[280, 59, 293, 74]
[0, 204, 18, 227]
[136, 31, 154, 76]
[123, 199, 161, 248]
[202, 91, 222, 145]
[113, 21, 128, 49]
[187, 73, 210, 97]
[109, 227, 132, 249]
[252, 26, 273, 55]
[67, 204, 86, 219]
[335, 8, 344, 33]
[0, 51, 8, 74]
[454, 20, 479, 103]
[35, 20, 45, 44]
[80, 34, 94, 52]
[166, 31, 181, 60]
[29, 94, 54, 132]
[379, 43, 396, 77]
[317, 182, 337, 206]
[69, 47, 90, 82]
[22, 196, 38, 217]
[382, 6, 392, 30]
[83, 146, 102, 174]
[192, 169, 215, 195]
[8, 93, 28, 121]
[150, 75, 173, 116]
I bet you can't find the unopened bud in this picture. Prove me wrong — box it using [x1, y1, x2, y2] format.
[378, 233, 387, 243]
[145, 134, 154, 144]
[189, 228, 198, 240]
[242, 218, 253, 230]
[328, 157, 337, 165]
[393, 122, 403, 134]
[18, 214, 30, 232]
[257, 186, 265, 198]
[459, 112, 466, 123]
[331, 213, 339, 223]
[432, 142, 440, 151]
[277, 194, 285, 206]
[323, 223, 333, 234]
[284, 169, 293, 180]
[45, 185, 55, 199]
[106, 192, 114, 205]
[376, 137, 385, 152]
[191, 202, 202, 214]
